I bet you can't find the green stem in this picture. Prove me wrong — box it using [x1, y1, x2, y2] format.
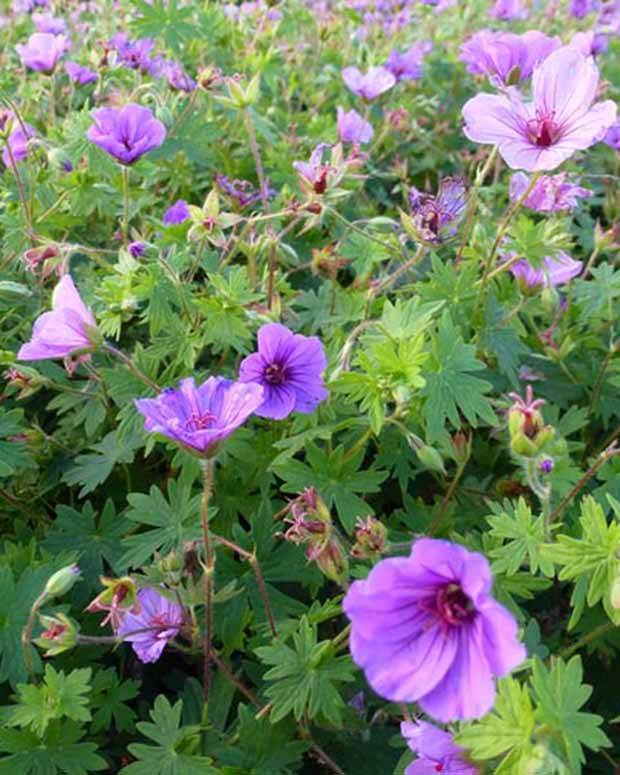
[121, 166, 130, 244]
[559, 621, 616, 660]
[200, 459, 215, 703]
[456, 145, 498, 264]
[22, 591, 48, 679]
[103, 342, 159, 392]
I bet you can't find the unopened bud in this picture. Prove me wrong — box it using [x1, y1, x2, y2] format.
[351, 517, 388, 560]
[416, 444, 446, 474]
[44, 565, 81, 598]
[313, 538, 349, 586]
[158, 548, 183, 585]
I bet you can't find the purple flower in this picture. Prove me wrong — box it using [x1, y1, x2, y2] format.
[337, 106, 374, 145]
[385, 40, 432, 82]
[18, 275, 98, 361]
[540, 458, 554, 474]
[135, 376, 264, 456]
[87, 103, 166, 165]
[65, 60, 98, 85]
[343, 538, 526, 722]
[509, 171, 592, 211]
[238, 323, 328, 420]
[163, 199, 191, 224]
[2, 123, 36, 167]
[112, 35, 156, 74]
[401, 721, 478, 775]
[159, 59, 196, 92]
[32, 12, 66, 33]
[570, 0, 598, 17]
[460, 30, 560, 86]
[342, 65, 396, 99]
[569, 30, 608, 57]
[509, 252, 583, 288]
[16, 32, 69, 72]
[408, 178, 468, 244]
[604, 120, 620, 149]
[489, 0, 527, 19]
[128, 241, 146, 257]
[293, 143, 331, 194]
[116, 587, 183, 664]
[216, 174, 276, 208]
[462, 46, 617, 171]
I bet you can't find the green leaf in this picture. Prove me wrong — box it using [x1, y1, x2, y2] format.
[121, 695, 216, 774]
[421, 311, 496, 441]
[0, 408, 35, 478]
[90, 668, 140, 734]
[487, 498, 555, 577]
[62, 430, 141, 497]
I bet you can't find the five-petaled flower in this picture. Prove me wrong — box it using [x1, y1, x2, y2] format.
[16, 32, 69, 72]
[87, 103, 166, 165]
[116, 587, 184, 664]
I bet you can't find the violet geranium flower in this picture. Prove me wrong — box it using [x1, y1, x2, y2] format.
[385, 40, 432, 82]
[65, 61, 98, 85]
[489, 0, 527, 19]
[2, 122, 36, 167]
[163, 199, 191, 224]
[343, 538, 526, 722]
[408, 178, 468, 244]
[87, 103, 166, 165]
[337, 106, 374, 144]
[18, 275, 99, 361]
[32, 12, 66, 33]
[509, 171, 592, 211]
[16, 32, 69, 72]
[342, 65, 396, 100]
[135, 376, 264, 456]
[116, 587, 183, 664]
[401, 721, 478, 775]
[509, 252, 583, 288]
[462, 46, 617, 171]
[238, 323, 329, 420]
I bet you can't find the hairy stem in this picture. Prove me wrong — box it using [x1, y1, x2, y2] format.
[22, 591, 48, 679]
[201, 459, 215, 702]
[103, 341, 159, 392]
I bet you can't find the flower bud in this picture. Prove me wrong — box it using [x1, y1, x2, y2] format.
[34, 613, 77, 657]
[44, 565, 81, 598]
[416, 444, 446, 474]
[351, 516, 388, 560]
[507, 387, 554, 459]
[610, 572, 620, 610]
[313, 537, 349, 586]
[158, 548, 184, 585]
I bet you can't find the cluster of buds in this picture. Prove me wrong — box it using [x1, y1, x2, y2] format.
[280, 488, 348, 585]
[86, 576, 139, 629]
[311, 244, 351, 280]
[507, 386, 554, 459]
[34, 613, 77, 657]
[351, 517, 388, 560]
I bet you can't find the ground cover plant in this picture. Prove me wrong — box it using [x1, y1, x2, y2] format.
[1, 0, 620, 772]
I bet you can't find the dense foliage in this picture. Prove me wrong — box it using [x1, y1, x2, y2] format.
[1, 0, 620, 773]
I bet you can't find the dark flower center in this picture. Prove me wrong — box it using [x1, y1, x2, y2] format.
[264, 363, 287, 385]
[527, 115, 560, 147]
[436, 583, 475, 626]
[185, 412, 216, 432]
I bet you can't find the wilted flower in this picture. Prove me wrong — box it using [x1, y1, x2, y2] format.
[34, 613, 77, 657]
[401, 721, 478, 775]
[135, 377, 264, 456]
[463, 47, 617, 171]
[163, 198, 191, 224]
[342, 65, 396, 99]
[87, 576, 140, 629]
[343, 538, 526, 721]
[238, 323, 328, 420]
[336, 106, 373, 145]
[87, 103, 166, 165]
[385, 40, 432, 82]
[117, 587, 184, 664]
[18, 275, 99, 362]
[407, 178, 468, 244]
[460, 30, 560, 86]
[509, 253, 583, 288]
[65, 60, 98, 85]
[509, 172, 592, 211]
[293, 143, 332, 194]
[16, 32, 69, 72]
[351, 516, 388, 560]
[489, 0, 527, 18]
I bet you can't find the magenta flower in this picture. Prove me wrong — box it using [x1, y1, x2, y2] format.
[116, 587, 183, 664]
[489, 0, 527, 19]
[462, 47, 617, 171]
[135, 377, 264, 456]
[163, 199, 190, 224]
[337, 106, 373, 144]
[401, 721, 478, 775]
[342, 65, 395, 100]
[343, 538, 526, 722]
[509, 252, 583, 288]
[2, 122, 35, 167]
[18, 275, 98, 361]
[65, 61, 98, 85]
[238, 323, 328, 420]
[408, 178, 468, 244]
[385, 40, 432, 82]
[460, 30, 560, 86]
[16, 32, 69, 72]
[509, 171, 591, 211]
[87, 103, 166, 165]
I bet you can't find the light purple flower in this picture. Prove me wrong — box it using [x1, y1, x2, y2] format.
[87, 103, 166, 165]
[65, 60, 98, 85]
[16, 32, 69, 72]
[462, 46, 617, 171]
[163, 199, 190, 224]
[489, 0, 527, 19]
[570, 0, 598, 17]
[568, 30, 608, 57]
[337, 106, 373, 145]
[135, 377, 264, 455]
[343, 538, 526, 722]
[32, 12, 66, 33]
[401, 721, 478, 775]
[460, 30, 560, 86]
[342, 65, 396, 99]
[509, 171, 592, 211]
[238, 323, 328, 420]
[2, 122, 36, 167]
[18, 275, 98, 361]
[159, 59, 196, 92]
[116, 587, 183, 664]
[385, 40, 432, 82]
[509, 252, 583, 288]
[293, 143, 331, 193]
[603, 120, 620, 149]
[408, 178, 468, 244]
